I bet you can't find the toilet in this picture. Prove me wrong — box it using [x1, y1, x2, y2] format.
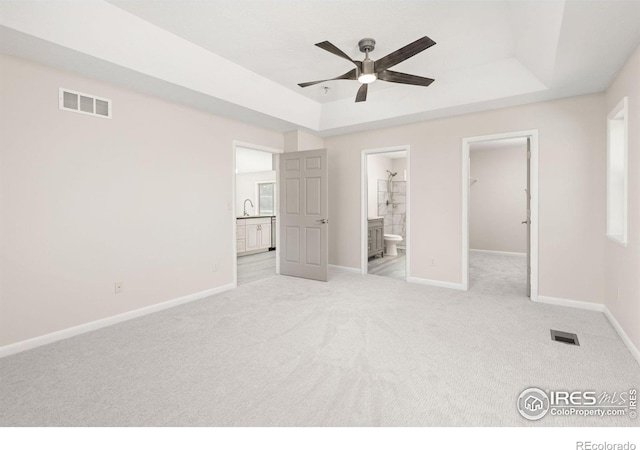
[384, 234, 403, 256]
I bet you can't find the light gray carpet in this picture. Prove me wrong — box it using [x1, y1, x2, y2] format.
[469, 249, 527, 296]
[0, 253, 638, 426]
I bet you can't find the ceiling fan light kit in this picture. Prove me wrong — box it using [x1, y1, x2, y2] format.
[298, 36, 436, 102]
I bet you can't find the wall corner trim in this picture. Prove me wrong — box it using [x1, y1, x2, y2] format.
[534, 295, 640, 367]
[603, 306, 640, 368]
[407, 276, 465, 291]
[0, 283, 236, 359]
[329, 264, 362, 274]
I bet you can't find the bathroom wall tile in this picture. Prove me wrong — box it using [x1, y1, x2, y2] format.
[384, 225, 392, 234]
[392, 193, 406, 204]
[392, 224, 405, 237]
[384, 214, 393, 227]
[393, 203, 406, 214]
[392, 214, 406, 225]
[378, 180, 387, 192]
[378, 204, 388, 216]
[392, 181, 406, 193]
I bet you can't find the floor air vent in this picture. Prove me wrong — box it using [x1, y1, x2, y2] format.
[550, 329, 579, 346]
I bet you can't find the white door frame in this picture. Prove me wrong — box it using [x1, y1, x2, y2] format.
[361, 145, 411, 278]
[232, 141, 283, 286]
[461, 130, 539, 300]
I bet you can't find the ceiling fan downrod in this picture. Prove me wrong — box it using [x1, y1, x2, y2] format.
[358, 38, 377, 84]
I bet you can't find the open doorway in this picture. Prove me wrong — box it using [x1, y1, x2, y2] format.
[361, 146, 410, 280]
[462, 131, 538, 299]
[232, 142, 282, 286]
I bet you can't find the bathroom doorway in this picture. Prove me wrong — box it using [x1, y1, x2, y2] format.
[232, 142, 282, 286]
[361, 146, 410, 280]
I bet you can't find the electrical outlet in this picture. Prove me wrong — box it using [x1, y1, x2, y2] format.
[430, 258, 436, 267]
[213, 264, 218, 272]
[114, 282, 123, 294]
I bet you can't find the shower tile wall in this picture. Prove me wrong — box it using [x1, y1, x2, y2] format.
[378, 180, 406, 244]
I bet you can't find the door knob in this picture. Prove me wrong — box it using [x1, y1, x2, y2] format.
[316, 219, 329, 224]
[521, 220, 529, 224]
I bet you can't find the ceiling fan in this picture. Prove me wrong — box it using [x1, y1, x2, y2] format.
[298, 36, 436, 102]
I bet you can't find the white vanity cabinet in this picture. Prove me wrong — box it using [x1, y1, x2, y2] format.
[237, 217, 272, 256]
[236, 221, 246, 253]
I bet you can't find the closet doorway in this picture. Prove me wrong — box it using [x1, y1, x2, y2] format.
[462, 130, 538, 299]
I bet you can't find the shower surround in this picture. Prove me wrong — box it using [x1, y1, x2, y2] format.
[378, 180, 406, 247]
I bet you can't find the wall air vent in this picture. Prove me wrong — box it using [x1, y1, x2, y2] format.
[59, 88, 111, 119]
[550, 329, 580, 346]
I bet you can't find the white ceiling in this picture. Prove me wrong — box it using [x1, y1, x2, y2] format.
[108, 0, 516, 104]
[1, 1, 639, 136]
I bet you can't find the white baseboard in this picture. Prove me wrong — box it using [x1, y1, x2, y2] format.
[470, 249, 526, 257]
[0, 283, 236, 359]
[407, 276, 465, 291]
[534, 295, 606, 312]
[534, 295, 639, 367]
[329, 264, 362, 274]
[603, 306, 640, 367]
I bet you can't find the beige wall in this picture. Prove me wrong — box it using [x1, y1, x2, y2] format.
[283, 130, 324, 152]
[298, 130, 325, 152]
[326, 93, 606, 303]
[0, 54, 283, 346]
[470, 145, 527, 253]
[604, 44, 640, 352]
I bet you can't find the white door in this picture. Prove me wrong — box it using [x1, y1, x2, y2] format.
[279, 149, 328, 281]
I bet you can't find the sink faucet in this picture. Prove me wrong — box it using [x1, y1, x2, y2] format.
[243, 199, 254, 216]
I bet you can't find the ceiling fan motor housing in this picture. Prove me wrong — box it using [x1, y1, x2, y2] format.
[361, 58, 375, 76]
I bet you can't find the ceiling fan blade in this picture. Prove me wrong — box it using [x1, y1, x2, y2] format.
[355, 83, 368, 102]
[298, 68, 358, 88]
[374, 36, 436, 71]
[377, 70, 435, 87]
[316, 41, 362, 69]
